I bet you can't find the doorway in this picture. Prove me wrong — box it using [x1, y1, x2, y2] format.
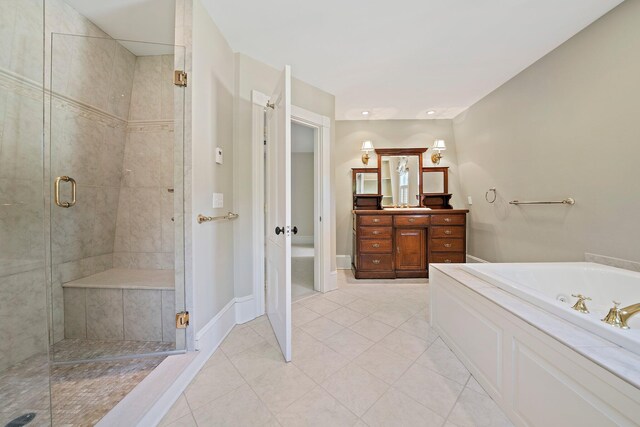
[291, 122, 318, 301]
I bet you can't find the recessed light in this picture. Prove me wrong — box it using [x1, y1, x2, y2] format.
[427, 110, 436, 115]
[362, 111, 370, 116]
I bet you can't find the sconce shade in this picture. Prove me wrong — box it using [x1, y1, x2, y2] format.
[432, 139, 446, 151]
[361, 140, 374, 152]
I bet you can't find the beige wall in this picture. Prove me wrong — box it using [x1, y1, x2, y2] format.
[453, 0, 640, 263]
[335, 119, 463, 259]
[233, 53, 335, 298]
[292, 153, 314, 239]
[189, 0, 236, 331]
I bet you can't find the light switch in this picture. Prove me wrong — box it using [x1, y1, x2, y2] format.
[215, 147, 223, 164]
[467, 196, 473, 205]
[212, 193, 223, 208]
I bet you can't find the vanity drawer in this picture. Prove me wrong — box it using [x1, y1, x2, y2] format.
[394, 215, 430, 227]
[431, 226, 465, 238]
[430, 252, 465, 264]
[359, 239, 392, 253]
[359, 226, 392, 239]
[360, 254, 393, 271]
[359, 215, 392, 226]
[431, 214, 466, 225]
[431, 238, 464, 252]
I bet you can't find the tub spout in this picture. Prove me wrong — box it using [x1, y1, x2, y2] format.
[602, 301, 640, 329]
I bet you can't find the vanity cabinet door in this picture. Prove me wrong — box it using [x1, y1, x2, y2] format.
[395, 229, 426, 271]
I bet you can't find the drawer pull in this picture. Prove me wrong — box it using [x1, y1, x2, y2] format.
[444, 259, 452, 263]
[408, 218, 415, 223]
[372, 243, 380, 248]
[372, 259, 381, 265]
[444, 230, 452, 235]
[444, 217, 452, 223]
[444, 243, 452, 248]
[373, 218, 380, 223]
[372, 231, 380, 235]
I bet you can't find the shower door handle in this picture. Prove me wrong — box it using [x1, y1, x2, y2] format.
[54, 176, 77, 208]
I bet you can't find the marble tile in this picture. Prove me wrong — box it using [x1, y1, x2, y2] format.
[184, 351, 246, 411]
[370, 303, 416, 327]
[160, 55, 175, 121]
[191, 383, 274, 426]
[229, 341, 286, 381]
[63, 287, 86, 339]
[122, 131, 165, 188]
[348, 317, 394, 342]
[0, 2, 16, 72]
[362, 388, 445, 427]
[98, 125, 127, 186]
[299, 317, 344, 341]
[346, 298, 380, 315]
[292, 305, 321, 326]
[162, 290, 176, 343]
[354, 343, 413, 384]
[8, 0, 43, 82]
[86, 288, 124, 340]
[302, 296, 341, 315]
[90, 187, 120, 257]
[221, 326, 266, 357]
[159, 394, 192, 426]
[321, 289, 360, 306]
[394, 363, 464, 418]
[107, 44, 136, 120]
[323, 306, 366, 327]
[129, 56, 162, 121]
[276, 386, 358, 427]
[398, 314, 439, 342]
[247, 363, 316, 413]
[127, 188, 163, 253]
[320, 363, 389, 417]
[378, 329, 431, 361]
[322, 328, 374, 360]
[466, 375, 489, 396]
[123, 289, 162, 341]
[415, 338, 471, 385]
[162, 189, 175, 254]
[292, 342, 349, 383]
[447, 388, 513, 427]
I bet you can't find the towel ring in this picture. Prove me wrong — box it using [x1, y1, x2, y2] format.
[485, 188, 497, 204]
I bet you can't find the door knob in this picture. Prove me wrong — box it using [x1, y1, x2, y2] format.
[292, 226, 298, 235]
[275, 226, 285, 235]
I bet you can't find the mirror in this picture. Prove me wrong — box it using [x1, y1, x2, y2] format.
[354, 172, 379, 194]
[422, 167, 448, 194]
[380, 155, 421, 207]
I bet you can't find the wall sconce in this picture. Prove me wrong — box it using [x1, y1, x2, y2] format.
[431, 139, 446, 165]
[361, 140, 374, 165]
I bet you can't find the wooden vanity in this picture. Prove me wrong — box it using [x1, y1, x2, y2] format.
[352, 209, 468, 279]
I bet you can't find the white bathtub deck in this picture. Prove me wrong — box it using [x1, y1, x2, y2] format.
[63, 268, 174, 290]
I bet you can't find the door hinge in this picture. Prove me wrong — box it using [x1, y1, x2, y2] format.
[176, 311, 190, 328]
[174, 70, 188, 87]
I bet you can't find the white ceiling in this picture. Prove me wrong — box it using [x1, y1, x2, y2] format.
[201, 0, 623, 120]
[64, 0, 176, 56]
[68, 0, 623, 119]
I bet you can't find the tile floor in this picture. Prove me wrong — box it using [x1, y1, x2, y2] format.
[160, 270, 513, 427]
[292, 243, 317, 301]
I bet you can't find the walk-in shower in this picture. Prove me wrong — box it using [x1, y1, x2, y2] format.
[0, 0, 187, 424]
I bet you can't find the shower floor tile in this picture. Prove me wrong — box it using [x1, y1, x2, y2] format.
[51, 338, 175, 361]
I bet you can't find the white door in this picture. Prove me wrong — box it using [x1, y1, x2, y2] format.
[266, 66, 292, 361]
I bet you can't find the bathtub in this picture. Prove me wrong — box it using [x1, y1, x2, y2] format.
[462, 262, 640, 355]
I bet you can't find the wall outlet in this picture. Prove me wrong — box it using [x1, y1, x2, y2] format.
[215, 147, 223, 164]
[212, 193, 223, 208]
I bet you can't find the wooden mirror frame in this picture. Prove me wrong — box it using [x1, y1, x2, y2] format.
[352, 167, 380, 195]
[421, 166, 449, 194]
[375, 148, 427, 205]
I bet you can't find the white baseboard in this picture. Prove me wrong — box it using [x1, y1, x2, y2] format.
[98, 298, 237, 427]
[466, 254, 490, 263]
[235, 295, 257, 324]
[292, 235, 313, 245]
[336, 255, 351, 270]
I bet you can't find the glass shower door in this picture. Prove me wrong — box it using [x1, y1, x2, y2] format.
[48, 34, 186, 362]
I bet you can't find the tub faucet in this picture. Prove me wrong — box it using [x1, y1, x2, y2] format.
[602, 301, 640, 329]
[571, 294, 591, 313]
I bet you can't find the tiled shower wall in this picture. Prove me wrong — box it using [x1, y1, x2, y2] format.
[114, 55, 176, 270]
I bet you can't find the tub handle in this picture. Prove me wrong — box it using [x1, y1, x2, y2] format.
[571, 294, 591, 314]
